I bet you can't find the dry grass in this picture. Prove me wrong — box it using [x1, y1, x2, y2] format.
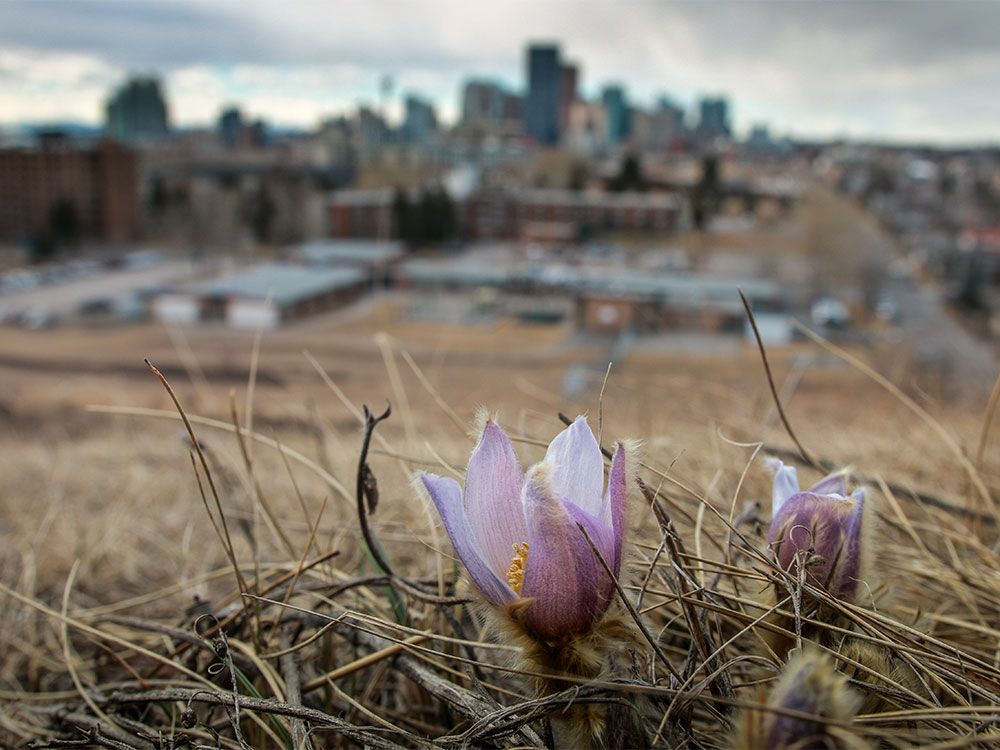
[2, 316, 1000, 749]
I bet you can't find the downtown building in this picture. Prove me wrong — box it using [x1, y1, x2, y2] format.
[461, 80, 523, 125]
[105, 77, 170, 143]
[697, 96, 732, 140]
[524, 44, 563, 146]
[402, 95, 439, 146]
[0, 136, 140, 243]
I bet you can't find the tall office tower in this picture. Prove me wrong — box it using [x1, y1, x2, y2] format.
[601, 85, 630, 145]
[105, 77, 170, 143]
[697, 96, 732, 138]
[218, 107, 243, 149]
[525, 43, 561, 146]
[402, 95, 438, 145]
[461, 80, 506, 124]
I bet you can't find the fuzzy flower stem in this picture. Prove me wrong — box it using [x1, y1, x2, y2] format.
[576, 522, 682, 684]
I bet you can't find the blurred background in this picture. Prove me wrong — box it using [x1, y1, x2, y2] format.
[2, 1, 1000, 377]
[2, 0, 1000, 595]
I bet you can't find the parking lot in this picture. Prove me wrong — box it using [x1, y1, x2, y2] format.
[0, 256, 198, 324]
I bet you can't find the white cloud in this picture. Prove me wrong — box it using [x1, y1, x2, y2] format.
[0, 48, 119, 123]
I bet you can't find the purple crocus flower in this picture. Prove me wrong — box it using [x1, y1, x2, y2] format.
[759, 650, 861, 749]
[767, 459, 867, 601]
[420, 416, 628, 640]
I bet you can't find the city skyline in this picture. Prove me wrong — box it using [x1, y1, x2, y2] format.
[2, 0, 1000, 144]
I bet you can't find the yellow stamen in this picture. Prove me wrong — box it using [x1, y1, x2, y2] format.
[506, 542, 529, 595]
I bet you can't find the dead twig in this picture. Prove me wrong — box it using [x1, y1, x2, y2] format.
[106, 688, 409, 750]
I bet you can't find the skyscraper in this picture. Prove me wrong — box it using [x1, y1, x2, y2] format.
[105, 77, 170, 143]
[218, 107, 243, 149]
[525, 44, 561, 146]
[559, 63, 578, 136]
[697, 96, 732, 139]
[461, 80, 504, 124]
[601, 85, 630, 145]
[647, 95, 686, 150]
[402, 95, 438, 145]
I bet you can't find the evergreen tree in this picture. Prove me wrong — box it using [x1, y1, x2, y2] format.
[610, 152, 645, 192]
[245, 184, 276, 244]
[48, 199, 80, 246]
[391, 187, 412, 243]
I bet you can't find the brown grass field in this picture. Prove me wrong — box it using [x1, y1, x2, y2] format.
[2, 285, 1000, 748]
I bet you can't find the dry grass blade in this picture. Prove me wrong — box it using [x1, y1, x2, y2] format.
[740, 288, 818, 469]
[793, 320, 996, 520]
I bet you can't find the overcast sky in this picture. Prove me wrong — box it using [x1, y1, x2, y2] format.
[1, 0, 999, 143]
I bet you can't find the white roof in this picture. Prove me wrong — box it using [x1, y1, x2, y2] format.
[180, 263, 365, 306]
[295, 239, 404, 266]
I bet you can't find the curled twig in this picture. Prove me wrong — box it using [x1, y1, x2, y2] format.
[356, 401, 394, 576]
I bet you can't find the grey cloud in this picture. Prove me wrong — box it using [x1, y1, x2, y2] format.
[6, 1, 1000, 74]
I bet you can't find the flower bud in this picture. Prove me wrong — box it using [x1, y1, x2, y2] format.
[767, 459, 868, 602]
[735, 649, 866, 749]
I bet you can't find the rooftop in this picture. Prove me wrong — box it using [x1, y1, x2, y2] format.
[330, 188, 394, 205]
[518, 189, 685, 209]
[179, 263, 365, 306]
[397, 258, 780, 307]
[397, 259, 512, 287]
[294, 239, 405, 266]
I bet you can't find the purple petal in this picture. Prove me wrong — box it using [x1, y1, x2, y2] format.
[600, 442, 628, 577]
[520, 464, 602, 638]
[544, 415, 604, 517]
[767, 491, 863, 600]
[808, 471, 848, 498]
[464, 420, 528, 578]
[765, 652, 853, 748]
[769, 458, 800, 515]
[567, 502, 616, 616]
[420, 473, 515, 606]
[832, 490, 866, 600]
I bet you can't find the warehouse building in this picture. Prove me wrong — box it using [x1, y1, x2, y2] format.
[290, 239, 405, 286]
[153, 263, 366, 329]
[393, 256, 787, 339]
[571, 272, 783, 336]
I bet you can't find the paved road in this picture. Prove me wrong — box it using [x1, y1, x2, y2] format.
[0, 261, 197, 318]
[887, 273, 997, 383]
[844, 197, 998, 387]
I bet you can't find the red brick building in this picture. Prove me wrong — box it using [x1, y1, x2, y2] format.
[0, 138, 140, 242]
[328, 188, 394, 238]
[329, 187, 687, 241]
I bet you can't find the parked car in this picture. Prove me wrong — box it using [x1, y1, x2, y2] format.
[811, 297, 850, 329]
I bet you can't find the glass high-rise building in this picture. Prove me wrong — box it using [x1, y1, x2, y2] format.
[601, 85, 630, 145]
[218, 107, 243, 149]
[402, 95, 438, 145]
[525, 44, 561, 146]
[105, 77, 169, 143]
[697, 96, 732, 138]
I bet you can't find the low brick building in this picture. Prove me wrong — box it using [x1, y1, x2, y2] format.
[328, 189, 394, 238]
[328, 186, 688, 241]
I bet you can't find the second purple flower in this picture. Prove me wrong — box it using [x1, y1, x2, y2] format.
[767, 459, 868, 602]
